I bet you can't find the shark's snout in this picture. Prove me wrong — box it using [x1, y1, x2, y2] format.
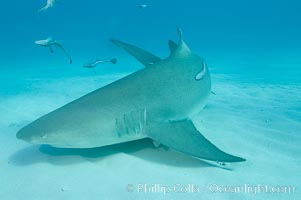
[16, 131, 22, 140]
[16, 127, 43, 144]
[16, 127, 31, 142]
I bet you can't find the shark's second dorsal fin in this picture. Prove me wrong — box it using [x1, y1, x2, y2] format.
[111, 39, 162, 67]
[168, 40, 178, 55]
[170, 27, 191, 58]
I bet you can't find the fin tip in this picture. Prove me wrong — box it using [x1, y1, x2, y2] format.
[177, 26, 183, 42]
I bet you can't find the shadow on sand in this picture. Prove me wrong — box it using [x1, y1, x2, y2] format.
[9, 138, 228, 169]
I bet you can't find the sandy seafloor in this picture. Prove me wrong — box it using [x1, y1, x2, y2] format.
[0, 58, 300, 200]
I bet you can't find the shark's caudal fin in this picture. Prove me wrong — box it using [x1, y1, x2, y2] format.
[146, 120, 246, 163]
[111, 39, 162, 67]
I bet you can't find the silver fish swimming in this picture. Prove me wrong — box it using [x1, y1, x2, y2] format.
[35, 37, 73, 64]
[83, 58, 117, 69]
[39, 0, 56, 12]
[17, 28, 245, 163]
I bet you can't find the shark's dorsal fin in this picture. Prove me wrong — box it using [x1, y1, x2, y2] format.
[168, 40, 178, 54]
[170, 27, 191, 58]
[46, 37, 53, 42]
[111, 39, 162, 67]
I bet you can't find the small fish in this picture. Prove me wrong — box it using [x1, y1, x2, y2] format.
[83, 58, 117, 69]
[39, 0, 56, 12]
[35, 37, 73, 64]
[195, 62, 207, 80]
[138, 4, 148, 9]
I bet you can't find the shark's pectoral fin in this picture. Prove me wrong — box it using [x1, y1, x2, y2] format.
[111, 39, 162, 67]
[146, 120, 246, 163]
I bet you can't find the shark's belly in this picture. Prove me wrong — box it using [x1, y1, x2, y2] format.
[73, 108, 148, 148]
[39, 105, 149, 148]
[50, 72, 211, 148]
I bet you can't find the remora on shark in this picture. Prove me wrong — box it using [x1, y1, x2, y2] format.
[17, 28, 245, 163]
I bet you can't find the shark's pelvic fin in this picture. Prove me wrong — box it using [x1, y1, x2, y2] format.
[146, 120, 246, 163]
[111, 39, 162, 67]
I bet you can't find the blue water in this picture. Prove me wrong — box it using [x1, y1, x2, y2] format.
[1, 1, 301, 77]
[1, 1, 301, 200]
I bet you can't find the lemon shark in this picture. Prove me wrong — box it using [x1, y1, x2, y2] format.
[17, 29, 245, 163]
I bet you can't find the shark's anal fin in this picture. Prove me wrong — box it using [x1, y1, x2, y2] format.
[111, 39, 162, 67]
[146, 120, 246, 163]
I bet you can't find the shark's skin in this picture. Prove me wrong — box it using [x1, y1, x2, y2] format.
[18, 29, 245, 163]
[39, 0, 56, 12]
[35, 37, 73, 64]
